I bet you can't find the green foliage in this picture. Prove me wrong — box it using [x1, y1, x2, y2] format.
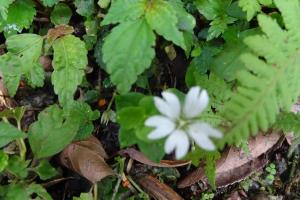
[73, 193, 93, 200]
[70, 101, 100, 140]
[41, 0, 59, 7]
[211, 28, 261, 81]
[0, 0, 14, 20]
[0, 33, 44, 96]
[28, 105, 80, 158]
[265, 163, 276, 184]
[239, 0, 273, 21]
[0, 183, 52, 200]
[185, 147, 220, 189]
[145, 0, 186, 50]
[0, 151, 9, 172]
[0, 0, 36, 37]
[0, 122, 25, 148]
[35, 160, 58, 180]
[102, 0, 195, 93]
[220, 0, 300, 147]
[50, 3, 72, 25]
[6, 156, 30, 178]
[102, 19, 155, 93]
[116, 93, 165, 162]
[52, 35, 88, 106]
[275, 112, 300, 133]
[74, 0, 96, 18]
[195, 0, 237, 40]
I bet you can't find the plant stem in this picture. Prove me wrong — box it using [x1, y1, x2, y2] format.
[93, 184, 98, 200]
[17, 121, 26, 161]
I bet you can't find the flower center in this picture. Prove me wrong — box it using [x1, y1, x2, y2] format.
[176, 117, 192, 130]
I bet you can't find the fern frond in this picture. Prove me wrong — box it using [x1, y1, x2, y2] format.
[220, 0, 300, 147]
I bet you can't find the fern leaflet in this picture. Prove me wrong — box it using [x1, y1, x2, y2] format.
[220, 0, 300, 147]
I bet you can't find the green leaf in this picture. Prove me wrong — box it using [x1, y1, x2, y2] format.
[0, 0, 36, 37]
[115, 93, 144, 110]
[211, 28, 260, 81]
[41, 0, 59, 7]
[35, 160, 58, 180]
[145, 0, 186, 50]
[6, 156, 29, 178]
[69, 101, 100, 140]
[1, 183, 53, 200]
[102, 18, 155, 93]
[73, 193, 93, 200]
[28, 105, 80, 158]
[50, 3, 72, 25]
[118, 128, 139, 147]
[0, 54, 22, 96]
[0, 122, 25, 148]
[52, 35, 88, 106]
[0, 0, 14, 20]
[6, 33, 44, 88]
[0, 107, 26, 122]
[101, 0, 146, 25]
[189, 44, 222, 74]
[98, 0, 110, 9]
[168, 0, 196, 33]
[185, 148, 220, 189]
[275, 112, 300, 133]
[138, 140, 165, 162]
[117, 107, 145, 130]
[238, 0, 272, 21]
[195, 0, 236, 40]
[74, 0, 95, 18]
[0, 151, 9, 172]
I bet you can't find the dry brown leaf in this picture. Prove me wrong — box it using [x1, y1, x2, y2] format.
[47, 25, 74, 43]
[178, 132, 282, 188]
[119, 148, 191, 168]
[59, 136, 115, 183]
[0, 72, 15, 110]
[137, 175, 184, 200]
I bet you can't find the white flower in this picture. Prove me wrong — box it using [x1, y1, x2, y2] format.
[145, 86, 223, 159]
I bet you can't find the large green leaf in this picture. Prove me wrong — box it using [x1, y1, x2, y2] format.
[145, 0, 186, 50]
[52, 35, 88, 106]
[0, 122, 25, 148]
[0, 0, 14, 20]
[6, 33, 44, 88]
[0, 0, 36, 37]
[102, 18, 155, 93]
[28, 105, 80, 158]
[101, 0, 146, 25]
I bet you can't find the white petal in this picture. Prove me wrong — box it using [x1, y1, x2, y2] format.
[161, 92, 181, 119]
[164, 130, 190, 159]
[145, 115, 175, 139]
[154, 97, 175, 119]
[187, 123, 221, 151]
[190, 122, 223, 138]
[183, 87, 209, 118]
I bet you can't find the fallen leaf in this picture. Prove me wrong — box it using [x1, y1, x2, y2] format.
[59, 136, 115, 183]
[47, 25, 74, 43]
[137, 175, 184, 200]
[119, 148, 191, 168]
[178, 132, 282, 188]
